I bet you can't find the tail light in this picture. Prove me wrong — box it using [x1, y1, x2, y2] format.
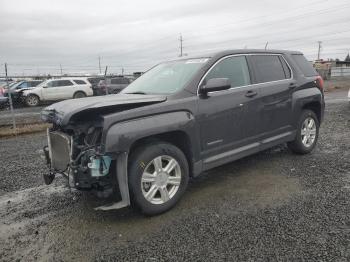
[315, 75, 324, 92]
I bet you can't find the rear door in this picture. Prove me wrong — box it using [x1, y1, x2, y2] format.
[248, 54, 294, 139]
[58, 80, 75, 99]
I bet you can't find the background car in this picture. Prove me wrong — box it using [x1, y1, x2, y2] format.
[3, 80, 43, 104]
[0, 95, 8, 109]
[86, 77, 106, 96]
[22, 78, 93, 106]
[97, 77, 130, 94]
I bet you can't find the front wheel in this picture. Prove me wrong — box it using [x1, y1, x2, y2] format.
[25, 94, 40, 107]
[288, 109, 319, 154]
[128, 142, 189, 215]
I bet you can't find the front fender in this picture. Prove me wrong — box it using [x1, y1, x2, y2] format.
[103, 111, 196, 154]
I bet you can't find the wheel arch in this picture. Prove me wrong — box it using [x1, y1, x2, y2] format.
[128, 130, 194, 176]
[302, 101, 321, 123]
[73, 90, 87, 98]
[25, 93, 41, 106]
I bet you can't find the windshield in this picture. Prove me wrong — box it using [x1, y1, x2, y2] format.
[4, 82, 18, 89]
[121, 58, 209, 95]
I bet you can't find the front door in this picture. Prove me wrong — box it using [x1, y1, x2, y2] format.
[197, 55, 261, 162]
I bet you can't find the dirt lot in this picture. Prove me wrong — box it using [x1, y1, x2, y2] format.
[0, 90, 349, 261]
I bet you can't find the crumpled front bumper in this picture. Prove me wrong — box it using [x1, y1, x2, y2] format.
[42, 129, 131, 210]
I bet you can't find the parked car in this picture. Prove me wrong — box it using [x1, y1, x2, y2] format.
[41, 49, 325, 215]
[3, 80, 43, 104]
[0, 96, 8, 109]
[0, 80, 15, 95]
[0, 79, 14, 88]
[86, 77, 106, 96]
[22, 78, 93, 107]
[97, 77, 130, 94]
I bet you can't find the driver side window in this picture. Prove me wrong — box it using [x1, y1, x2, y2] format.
[205, 56, 251, 88]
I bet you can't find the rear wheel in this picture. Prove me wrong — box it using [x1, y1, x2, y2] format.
[128, 142, 189, 215]
[73, 91, 86, 99]
[25, 94, 40, 107]
[288, 109, 319, 154]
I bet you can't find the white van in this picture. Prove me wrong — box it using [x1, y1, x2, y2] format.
[22, 78, 93, 106]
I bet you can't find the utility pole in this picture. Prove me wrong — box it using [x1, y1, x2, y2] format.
[121, 67, 124, 76]
[5, 63, 16, 131]
[317, 41, 322, 60]
[179, 34, 183, 57]
[60, 64, 63, 75]
[265, 42, 269, 50]
[104, 66, 108, 95]
[99, 56, 102, 74]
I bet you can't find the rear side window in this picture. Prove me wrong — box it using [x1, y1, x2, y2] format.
[251, 55, 288, 83]
[205, 56, 251, 88]
[73, 80, 87, 85]
[58, 80, 73, 86]
[291, 54, 317, 77]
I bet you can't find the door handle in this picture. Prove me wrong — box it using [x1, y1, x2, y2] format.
[245, 90, 257, 98]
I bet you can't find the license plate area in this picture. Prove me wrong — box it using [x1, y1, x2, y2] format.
[47, 129, 72, 172]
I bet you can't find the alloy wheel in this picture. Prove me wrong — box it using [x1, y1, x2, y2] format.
[27, 95, 38, 106]
[301, 117, 317, 147]
[141, 155, 182, 205]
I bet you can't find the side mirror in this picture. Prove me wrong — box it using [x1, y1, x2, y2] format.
[199, 78, 231, 94]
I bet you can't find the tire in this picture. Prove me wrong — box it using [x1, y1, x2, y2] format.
[288, 109, 319, 154]
[73, 91, 86, 99]
[128, 142, 189, 215]
[25, 94, 40, 107]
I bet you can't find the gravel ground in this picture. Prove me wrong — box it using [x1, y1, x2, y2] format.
[0, 90, 349, 261]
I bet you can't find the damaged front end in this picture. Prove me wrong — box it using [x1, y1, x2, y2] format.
[42, 116, 130, 210]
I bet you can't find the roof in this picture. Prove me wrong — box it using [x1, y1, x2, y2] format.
[177, 49, 303, 61]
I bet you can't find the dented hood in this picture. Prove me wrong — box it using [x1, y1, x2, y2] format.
[41, 94, 167, 125]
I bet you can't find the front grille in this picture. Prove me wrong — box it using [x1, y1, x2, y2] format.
[48, 129, 72, 172]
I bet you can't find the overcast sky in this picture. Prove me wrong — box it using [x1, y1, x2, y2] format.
[0, 0, 349, 75]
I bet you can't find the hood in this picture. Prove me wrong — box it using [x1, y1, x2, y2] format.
[41, 94, 167, 125]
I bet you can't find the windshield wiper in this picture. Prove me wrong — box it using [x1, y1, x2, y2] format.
[124, 91, 147, 95]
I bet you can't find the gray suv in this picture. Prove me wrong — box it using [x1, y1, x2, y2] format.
[41, 49, 325, 215]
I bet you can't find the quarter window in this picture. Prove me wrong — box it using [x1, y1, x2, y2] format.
[251, 55, 288, 83]
[204, 56, 251, 88]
